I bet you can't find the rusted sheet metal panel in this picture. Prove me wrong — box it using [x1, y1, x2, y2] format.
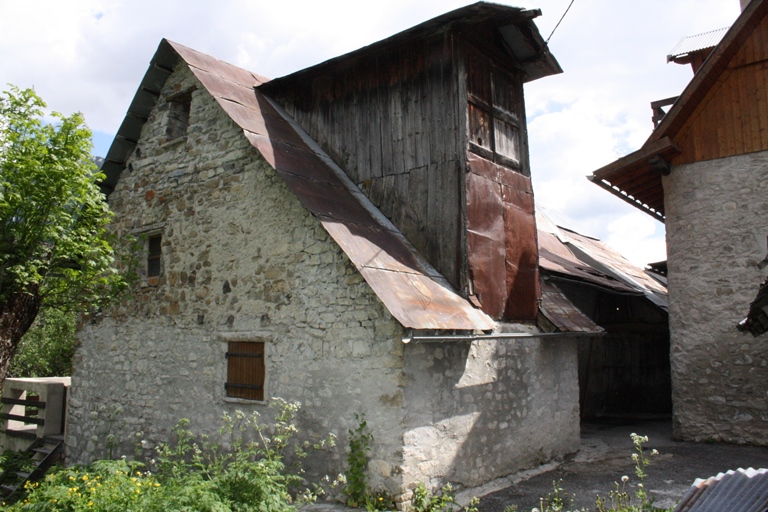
[358, 267, 494, 330]
[465, 171, 507, 318]
[175, 44, 493, 331]
[537, 213, 667, 308]
[466, 152, 539, 321]
[674, 468, 768, 512]
[538, 230, 640, 294]
[502, 184, 539, 320]
[169, 40, 268, 87]
[539, 280, 603, 333]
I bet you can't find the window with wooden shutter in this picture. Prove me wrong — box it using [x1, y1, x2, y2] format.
[225, 341, 265, 401]
[466, 48, 526, 175]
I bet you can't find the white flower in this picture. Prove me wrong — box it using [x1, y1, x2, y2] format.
[621, 475, 629, 483]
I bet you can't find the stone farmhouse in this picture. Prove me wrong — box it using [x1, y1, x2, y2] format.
[590, 0, 768, 445]
[65, 2, 664, 501]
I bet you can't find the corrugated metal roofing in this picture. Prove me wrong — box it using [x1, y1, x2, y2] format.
[673, 467, 768, 512]
[667, 27, 729, 61]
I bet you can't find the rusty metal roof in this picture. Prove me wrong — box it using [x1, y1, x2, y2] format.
[537, 213, 668, 311]
[105, 39, 494, 331]
[539, 280, 604, 333]
[674, 467, 768, 512]
[667, 27, 729, 62]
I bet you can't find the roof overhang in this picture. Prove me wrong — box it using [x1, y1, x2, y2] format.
[588, 137, 681, 223]
[261, 1, 562, 92]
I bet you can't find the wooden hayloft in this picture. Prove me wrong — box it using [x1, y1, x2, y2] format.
[260, 2, 561, 321]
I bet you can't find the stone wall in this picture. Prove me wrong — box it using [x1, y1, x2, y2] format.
[68, 62, 407, 494]
[68, 59, 582, 501]
[401, 335, 580, 489]
[664, 151, 768, 443]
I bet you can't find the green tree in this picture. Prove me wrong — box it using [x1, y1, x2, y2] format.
[0, 85, 124, 385]
[9, 308, 76, 378]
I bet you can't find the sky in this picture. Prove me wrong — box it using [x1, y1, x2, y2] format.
[0, 0, 742, 267]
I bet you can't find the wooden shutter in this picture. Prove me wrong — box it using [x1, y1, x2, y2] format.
[225, 341, 265, 400]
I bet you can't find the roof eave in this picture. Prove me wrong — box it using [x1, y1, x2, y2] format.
[588, 136, 680, 222]
[260, 2, 561, 93]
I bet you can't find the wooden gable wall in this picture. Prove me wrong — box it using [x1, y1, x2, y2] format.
[672, 11, 768, 165]
[266, 32, 466, 290]
[266, 27, 540, 322]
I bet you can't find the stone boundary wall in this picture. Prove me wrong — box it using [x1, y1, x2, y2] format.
[664, 151, 768, 443]
[401, 336, 580, 489]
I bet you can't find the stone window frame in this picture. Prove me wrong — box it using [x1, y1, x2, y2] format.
[219, 332, 270, 405]
[163, 87, 196, 143]
[134, 222, 166, 286]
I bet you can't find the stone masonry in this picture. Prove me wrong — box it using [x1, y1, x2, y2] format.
[664, 151, 768, 444]
[67, 61, 580, 501]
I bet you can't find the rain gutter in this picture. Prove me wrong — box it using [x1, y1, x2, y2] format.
[402, 330, 604, 343]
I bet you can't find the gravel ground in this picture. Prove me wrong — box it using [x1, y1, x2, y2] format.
[473, 419, 768, 512]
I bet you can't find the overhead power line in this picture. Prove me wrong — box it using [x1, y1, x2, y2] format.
[546, 0, 576, 43]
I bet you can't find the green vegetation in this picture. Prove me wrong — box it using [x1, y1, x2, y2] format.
[533, 433, 673, 512]
[2, 399, 337, 511]
[0, 85, 126, 385]
[8, 309, 76, 379]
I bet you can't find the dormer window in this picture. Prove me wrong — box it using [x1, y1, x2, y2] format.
[467, 49, 526, 175]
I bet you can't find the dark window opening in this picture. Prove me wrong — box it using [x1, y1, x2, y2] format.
[165, 90, 193, 140]
[147, 234, 162, 277]
[226, 341, 265, 401]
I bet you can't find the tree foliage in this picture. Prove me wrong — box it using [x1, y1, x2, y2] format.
[0, 85, 124, 384]
[9, 309, 76, 378]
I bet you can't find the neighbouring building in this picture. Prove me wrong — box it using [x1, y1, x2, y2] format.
[67, 3, 593, 503]
[589, 0, 768, 444]
[536, 214, 670, 420]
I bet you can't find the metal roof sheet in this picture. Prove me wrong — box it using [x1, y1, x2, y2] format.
[107, 39, 494, 331]
[539, 280, 604, 333]
[667, 27, 729, 61]
[537, 212, 668, 310]
[674, 467, 768, 512]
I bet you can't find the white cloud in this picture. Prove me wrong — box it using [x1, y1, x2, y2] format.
[0, 0, 742, 267]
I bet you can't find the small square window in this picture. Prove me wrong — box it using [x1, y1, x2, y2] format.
[147, 234, 162, 277]
[225, 341, 265, 401]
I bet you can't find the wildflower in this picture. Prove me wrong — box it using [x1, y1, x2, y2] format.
[651, 449, 659, 455]
[621, 475, 629, 483]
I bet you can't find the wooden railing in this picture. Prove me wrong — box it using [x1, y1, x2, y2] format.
[0, 378, 70, 451]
